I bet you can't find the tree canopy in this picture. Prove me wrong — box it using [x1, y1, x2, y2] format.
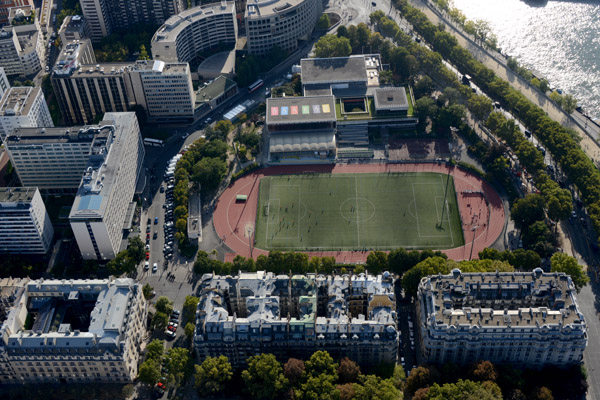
[194, 355, 232, 396]
[241, 354, 288, 399]
[314, 34, 352, 58]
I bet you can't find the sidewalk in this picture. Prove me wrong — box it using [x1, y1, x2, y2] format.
[407, 0, 600, 162]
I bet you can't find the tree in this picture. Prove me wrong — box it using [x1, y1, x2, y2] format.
[142, 283, 154, 299]
[562, 94, 578, 114]
[106, 251, 135, 276]
[192, 157, 227, 191]
[194, 250, 211, 274]
[352, 375, 401, 400]
[338, 357, 360, 383]
[164, 347, 190, 385]
[146, 339, 164, 361]
[414, 76, 434, 98]
[151, 311, 169, 331]
[194, 355, 233, 397]
[314, 34, 352, 58]
[531, 386, 554, 400]
[139, 44, 150, 60]
[305, 350, 338, 380]
[405, 366, 436, 396]
[127, 236, 145, 263]
[297, 374, 339, 400]
[155, 296, 173, 315]
[521, 220, 552, 249]
[184, 322, 195, 342]
[183, 295, 199, 323]
[338, 383, 356, 400]
[425, 379, 502, 399]
[402, 257, 450, 298]
[138, 358, 161, 385]
[337, 25, 348, 38]
[242, 354, 288, 399]
[317, 13, 330, 30]
[470, 360, 497, 382]
[510, 194, 545, 231]
[366, 251, 388, 274]
[550, 253, 589, 291]
[468, 94, 493, 121]
[284, 358, 305, 386]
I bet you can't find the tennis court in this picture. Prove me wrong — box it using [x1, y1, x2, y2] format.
[254, 172, 464, 251]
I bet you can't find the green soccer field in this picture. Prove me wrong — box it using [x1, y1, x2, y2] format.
[254, 173, 464, 251]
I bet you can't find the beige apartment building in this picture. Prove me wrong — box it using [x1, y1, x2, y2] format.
[0, 277, 147, 384]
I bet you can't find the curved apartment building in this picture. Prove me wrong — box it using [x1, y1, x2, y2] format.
[245, 0, 321, 55]
[151, 2, 237, 64]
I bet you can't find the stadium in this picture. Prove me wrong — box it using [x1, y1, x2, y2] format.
[213, 163, 505, 263]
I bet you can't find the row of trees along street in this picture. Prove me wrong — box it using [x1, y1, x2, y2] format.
[192, 247, 587, 299]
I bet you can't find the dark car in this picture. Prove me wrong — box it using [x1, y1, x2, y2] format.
[160, 186, 165, 193]
[153, 231, 158, 240]
[154, 216, 159, 224]
[371, 1, 376, 5]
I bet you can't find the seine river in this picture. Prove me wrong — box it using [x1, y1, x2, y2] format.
[451, 0, 600, 119]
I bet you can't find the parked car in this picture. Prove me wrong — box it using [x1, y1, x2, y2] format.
[160, 186, 165, 193]
[153, 231, 158, 240]
[145, 252, 150, 260]
[152, 263, 158, 273]
[144, 262, 150, 271]
[154, 217, 159, 224]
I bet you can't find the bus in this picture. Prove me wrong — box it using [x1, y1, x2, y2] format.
[248, 79, 264, 93]
[143, 138, 164, 147]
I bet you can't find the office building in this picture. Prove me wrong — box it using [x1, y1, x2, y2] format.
[79, 0, 112, 41]
[0, 187, 54, 254]
[58, 15, 91, 44]
[52, 40, 196, 124]
[51, 39, 128, 125]
[151, 2, 237, 64]
[80, 0, 185, 42]
[0, 87, 54, 138]
[0, 67, 10, 101]
[0, 277, 147, 383]
[417, 268, 588, 366]
[69, 112, 144, 260]
[0, 20, 44, 76]
[5, 125, 110, 192]
[245, 0, 321, 55]
[128, 60, 195, 122]
[195, 271, 398, 369]
[0, 0, 33, 25]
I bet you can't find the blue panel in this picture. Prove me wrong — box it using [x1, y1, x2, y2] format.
[78, 195, 103, 210]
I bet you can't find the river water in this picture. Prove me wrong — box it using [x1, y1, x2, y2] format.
[450, 0, 600, 119]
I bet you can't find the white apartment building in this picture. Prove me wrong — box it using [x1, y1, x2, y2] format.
[69, 112, 144, 260]
[0, 187, 54, 254]
[0, 87, 53, 138]
[128, 60, 195, 122]
[151, 2, 237, 64]
[0, 21, 44, 76]
[0, 277, 147, 384]
[417, 268, 588, 367]
[245, 0, 321, 55]
[5, 125, 107, 192]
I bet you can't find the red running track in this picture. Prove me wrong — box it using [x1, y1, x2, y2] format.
[213, 163, 505, 263]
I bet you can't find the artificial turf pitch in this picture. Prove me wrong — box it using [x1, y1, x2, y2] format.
[254, 172, 464, 251]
